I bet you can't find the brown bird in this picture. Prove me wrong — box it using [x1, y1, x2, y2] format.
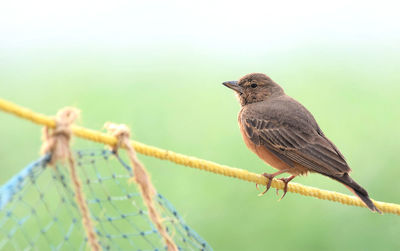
[223, 73, 380, 213]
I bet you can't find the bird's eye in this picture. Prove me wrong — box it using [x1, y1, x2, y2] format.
[250, 83, 257, 88]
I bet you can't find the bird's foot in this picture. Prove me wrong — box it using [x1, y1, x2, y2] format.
[257, 173, 276, 196]
[275, 175, 296, 200]
[257, 169, 292, 196]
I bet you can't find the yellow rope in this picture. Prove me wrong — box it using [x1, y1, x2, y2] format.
[1, 98, 399, 215]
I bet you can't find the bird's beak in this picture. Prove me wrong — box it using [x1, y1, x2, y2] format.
[222, 81, 243, 94]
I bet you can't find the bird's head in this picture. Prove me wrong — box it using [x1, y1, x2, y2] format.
[223, 73, 284, 106]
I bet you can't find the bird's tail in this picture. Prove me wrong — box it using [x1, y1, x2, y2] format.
[327, 173, 381, 213]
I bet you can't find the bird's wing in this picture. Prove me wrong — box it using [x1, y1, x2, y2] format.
[243, 118, 350, 176]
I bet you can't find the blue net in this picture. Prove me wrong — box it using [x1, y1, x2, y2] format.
[0, 149, 211, 250]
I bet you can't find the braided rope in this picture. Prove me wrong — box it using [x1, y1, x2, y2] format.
[1, 98, 399, 215]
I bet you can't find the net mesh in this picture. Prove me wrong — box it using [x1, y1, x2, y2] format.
[0, 149, 211, 251]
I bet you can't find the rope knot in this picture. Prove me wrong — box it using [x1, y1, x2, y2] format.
[41, 107, 80, 165]
[104, 122, 131, 153]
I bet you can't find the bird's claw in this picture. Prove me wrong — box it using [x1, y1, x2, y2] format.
[276, 176, 295, 200]
[257, 173, 274, 196]
[275, 178, 289, 200]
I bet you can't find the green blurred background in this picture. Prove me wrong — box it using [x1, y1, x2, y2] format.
[1, 1, 399, 250]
